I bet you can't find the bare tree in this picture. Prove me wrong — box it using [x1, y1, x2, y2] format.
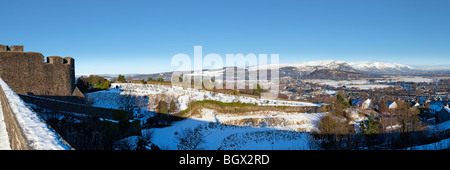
[176, 127, 205, 150]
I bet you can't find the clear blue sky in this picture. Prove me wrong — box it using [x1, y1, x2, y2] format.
[1, 0, 449, 74]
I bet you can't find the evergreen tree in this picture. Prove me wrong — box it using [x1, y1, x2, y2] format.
[156, 77, 165, 82]
[76, 75, 111, 92]
[337, 94, 349, 109]
[331, 92, 349, 117]
[101, 80, 111, 89]
[169, 100, 176, 113]
[117, 74, 126, 83]
[360, 112, 380, 135]
[156, 100, 168, 114]
[253, 83, 264, 97]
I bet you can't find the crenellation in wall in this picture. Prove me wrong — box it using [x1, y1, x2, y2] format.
[0, 44, 7, 52]
[0, 44, 24, 52]
[63, 57, 74, 65]
[47, 56, 63, 64]
[10, 45, 24, 52]
[0, 45, 79, 99]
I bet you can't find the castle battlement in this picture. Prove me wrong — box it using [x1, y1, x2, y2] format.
[0, 44, 73, 66]
[0, 44, 24, 52]
[0, 45, 79, 99]
[46, 56, 74, 65]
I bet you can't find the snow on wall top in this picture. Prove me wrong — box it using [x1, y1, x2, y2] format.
[0, 95, 11, 150]
[0, 78, 70, 150]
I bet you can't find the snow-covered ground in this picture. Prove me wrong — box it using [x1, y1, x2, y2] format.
[144, 108, 325, 150]
[85, 88, 125, 109]
[403, 120, 450, 150]
[304, 76, 436, 90]
[104, 83, 321, 112]
[85, 88, 155, 124]
[304, 79, 393, 90]
[85, 83, 323, 125]
[407, 138, 450, 150]
[86, 82, 450, 150]
[386, 76, 435, 83]
[85, 83, 327, 150]
[192, 108, 326, 132]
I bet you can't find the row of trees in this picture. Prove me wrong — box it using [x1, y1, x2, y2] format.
[147, 77, 165, 83]
[155, 100, 177, 114]
[76, 75, 111, 93]
[115, 74, 166, 84]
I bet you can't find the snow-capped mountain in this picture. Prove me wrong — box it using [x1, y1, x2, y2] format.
[284, 60, 356, 72]
[249, 60, 415, 74]
[249, 60, 354, 72]
[348, 61, 415, 73]
[81, 60, 417, 81]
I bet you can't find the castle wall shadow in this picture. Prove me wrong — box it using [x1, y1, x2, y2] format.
[19, 94, 140, 150]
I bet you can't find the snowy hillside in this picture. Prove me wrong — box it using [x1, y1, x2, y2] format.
[85, 83, 322, 126]
[248, 60, 352, 72]
[84, 83, 329, 150]
[108, 83, 321, 112]
[143, 108, 327, 150]
[85, 82, 450, 150]
[348, 61, 415, 73]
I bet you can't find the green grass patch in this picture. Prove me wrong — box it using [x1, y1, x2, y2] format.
[193, 100, 256, 108]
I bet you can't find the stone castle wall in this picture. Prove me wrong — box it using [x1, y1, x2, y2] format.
[0, 44, 77, 97]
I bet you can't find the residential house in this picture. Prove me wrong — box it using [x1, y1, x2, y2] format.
[436, 106, 450, 123]
[352, 98, 373, 110]
[387, 101, 397, 109]
[429, 100, 446, 114]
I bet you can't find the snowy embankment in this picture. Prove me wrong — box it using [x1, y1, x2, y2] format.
[110, 83, 321, 112]
[145, 108, 326, 150]
[86, 83, 322, 123]
[409, 120, 450, 150]
[0, 78, 70, 150]
[86, 88, 127, 109]
[87, 83, 326, 150]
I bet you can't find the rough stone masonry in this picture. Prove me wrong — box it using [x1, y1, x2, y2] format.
[0, 44, 84, 99]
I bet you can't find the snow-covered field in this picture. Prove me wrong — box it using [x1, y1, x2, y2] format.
[85, 83, 322, 125]
[85, 88, 126, 109]
[143, 108, 325, 150]
[84, 83, 327, 150]
[106, 83, 321, 111]
[304, 76, 435, 90]
[304, 79, 393, 89]
[85, 82, 450, 150]
[384, 76, 435, 83]
[192, 108, 325, 132]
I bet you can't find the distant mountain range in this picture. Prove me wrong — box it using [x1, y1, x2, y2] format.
[248, 60, 416, 74]
[78, 60, 449, 81]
